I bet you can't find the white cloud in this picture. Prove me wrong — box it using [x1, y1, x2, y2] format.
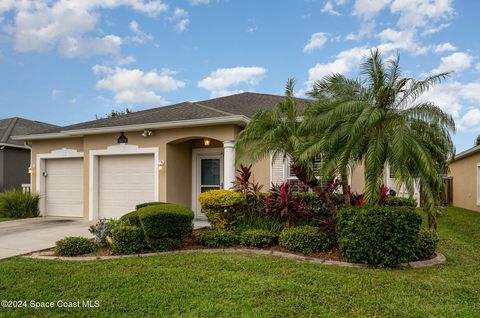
[198, 66, 267, 97]
[353, 0, 390, 19]
[1, 0, 167, 58]
[93, 65, 185, 105]
[377, 28, 428, 55]
[434, 42, 456, 53]
[432, 52, 472, 74]
[390, 0, 454, 30]
[171, 8, 189, 32]
[51, 89, 62, 98]
[303, 32, 328, 53]
[335, 0, 349, 4]
[458, 109, 480, 131]
[422, 23, 450, 35]
[189, 0, 209, 5]
[307, 46, 370, 84]
[321, 1, 341, 16]
[128, 20, 153, 44]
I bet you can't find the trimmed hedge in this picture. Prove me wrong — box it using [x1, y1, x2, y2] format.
[415, 228, 439, 260]
[135, 202, 167, 210]
[198, 190, 244, 230]
[0, 189, 40, 218]
[197, 229, 239, 247]
[337, 207, 422, 267]
[120, 211, 142, 227]
[383, 196, 417, 207]
[55, 237, 97, 256]
[240, 229, 277, 247]
[111, 224, 148, 255]
[138, 203, 194, 251]
[279, 226, 334, 254]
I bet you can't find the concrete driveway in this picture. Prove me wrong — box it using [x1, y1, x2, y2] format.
[0, 217, 93, 260]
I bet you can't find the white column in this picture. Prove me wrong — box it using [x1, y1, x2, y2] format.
[223, 140, 236, 190]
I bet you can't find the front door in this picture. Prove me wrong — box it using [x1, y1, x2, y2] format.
[193, 151, 223, 219]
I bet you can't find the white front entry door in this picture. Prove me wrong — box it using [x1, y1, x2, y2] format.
[192, 150, 223, 219]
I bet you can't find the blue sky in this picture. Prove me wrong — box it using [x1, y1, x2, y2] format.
[0, 0, 479, 152]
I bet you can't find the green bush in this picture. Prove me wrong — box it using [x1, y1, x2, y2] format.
[0, 189, 39, 218]
[197, 229, 239, 247]
[336, 207, 422, 267]
[111, 224, 148, 255]
[383, 196, 417, 207]
[415, 228, 439, 260]
[138, 203, 194, 251]
[279, 226, 334, 254]
[240, 229, 277, 247]
[135, 202, 167, 210]
[120, 211, 142, 227]
[55, 237, 97, 256]
[198, 190, 245, 230]
[235, 213, 284, 234]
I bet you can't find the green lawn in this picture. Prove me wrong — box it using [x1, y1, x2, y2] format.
[0, 207, 479, 317]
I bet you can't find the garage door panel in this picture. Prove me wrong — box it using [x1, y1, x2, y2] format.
[45, 158, 83, 217]
[98, 154, 155, 219]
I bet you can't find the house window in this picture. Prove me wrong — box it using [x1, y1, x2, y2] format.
[286, 155, 324, 191]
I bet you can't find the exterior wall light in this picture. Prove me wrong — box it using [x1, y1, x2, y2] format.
[142, 130, 152, 137]
[117, 132, 128, 144]
[158, 160, 165, 170]
[28, 165, 34, 174]
[203, 138, 211, 147]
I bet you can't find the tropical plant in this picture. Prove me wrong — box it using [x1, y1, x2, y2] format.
[265, 182, 305, 227]
[302, 49, 455, 227]
[232, 164, 263, 200]
[236, 79, 336, 212]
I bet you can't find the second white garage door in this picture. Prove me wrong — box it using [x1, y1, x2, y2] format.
[98, 154, 155, 219]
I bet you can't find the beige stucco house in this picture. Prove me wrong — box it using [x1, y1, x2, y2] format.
[13, 92, 417, 221]
[448, 145, 480, 212]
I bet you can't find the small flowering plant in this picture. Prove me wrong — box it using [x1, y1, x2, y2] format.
[88, 218, 121, 247]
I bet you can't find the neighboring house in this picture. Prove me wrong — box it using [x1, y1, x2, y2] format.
[13, 93, 416, 220]
[0, 117, 58, 192]
[448, 146, 480, 212]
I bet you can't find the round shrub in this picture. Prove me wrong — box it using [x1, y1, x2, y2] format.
[336, 207, 422, 267]
[198, 190, 244, 230]
[120, 211, 142, 227]
[197, 229, 239, 248]
[279, 226, 334, 254]
[55, 236, 97, 256]
[383, 196, 417, 207]
[135, 201, 167, 210]
[240, 229, 277, 247]
[415, 228, 439, 260]
[138, 203, 194, 252]
[111, 224, 148, 255]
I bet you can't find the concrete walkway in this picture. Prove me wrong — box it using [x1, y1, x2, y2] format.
[0, 217, 94, 260]
[0, 217, 211, 260]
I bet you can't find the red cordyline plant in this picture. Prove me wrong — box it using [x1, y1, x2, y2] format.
[232, 164, 263, 200]
[265, 182, 305, 227]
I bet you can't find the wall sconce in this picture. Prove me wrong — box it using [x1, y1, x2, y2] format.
[28, 165, 34, 174]
[158, 160, 165, 170]
[142, 129, 153, 137]
[117, 132, 128, 144]
[203, 138, 211, 147]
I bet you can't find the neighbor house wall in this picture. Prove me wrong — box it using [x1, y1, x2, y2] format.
[449, 154, 480, 212]
[350, 162, 365, 194]
[2, 147, 30, 190]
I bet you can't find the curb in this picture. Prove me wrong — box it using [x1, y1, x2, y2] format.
[22, 249, 446, 269]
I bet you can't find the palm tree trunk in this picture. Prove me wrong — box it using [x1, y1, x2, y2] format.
[341, 169, 351, 207]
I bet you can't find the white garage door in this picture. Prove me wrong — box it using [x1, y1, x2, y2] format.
[98, 154, 155, 219]
[45, 158, 83, 217]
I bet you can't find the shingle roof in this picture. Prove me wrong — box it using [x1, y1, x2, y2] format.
[0, 117, 58, 147]
[39, 92, 310, 134]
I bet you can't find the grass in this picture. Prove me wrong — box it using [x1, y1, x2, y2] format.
[0, 207, 479, 317]
[0, 217, 14, 222]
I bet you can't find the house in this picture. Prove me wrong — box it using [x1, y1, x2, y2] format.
[0, 117, 58, 192]
[447, 145, 480, 212]
[13, 93, 417, 220]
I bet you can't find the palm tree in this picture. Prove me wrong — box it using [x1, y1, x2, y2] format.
[301, 49, 455, 226]
[236, 79, 336, 211]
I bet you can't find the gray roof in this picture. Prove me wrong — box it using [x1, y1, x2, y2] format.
[0, 117, 58, 147]
[39, 92, 310, 134]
